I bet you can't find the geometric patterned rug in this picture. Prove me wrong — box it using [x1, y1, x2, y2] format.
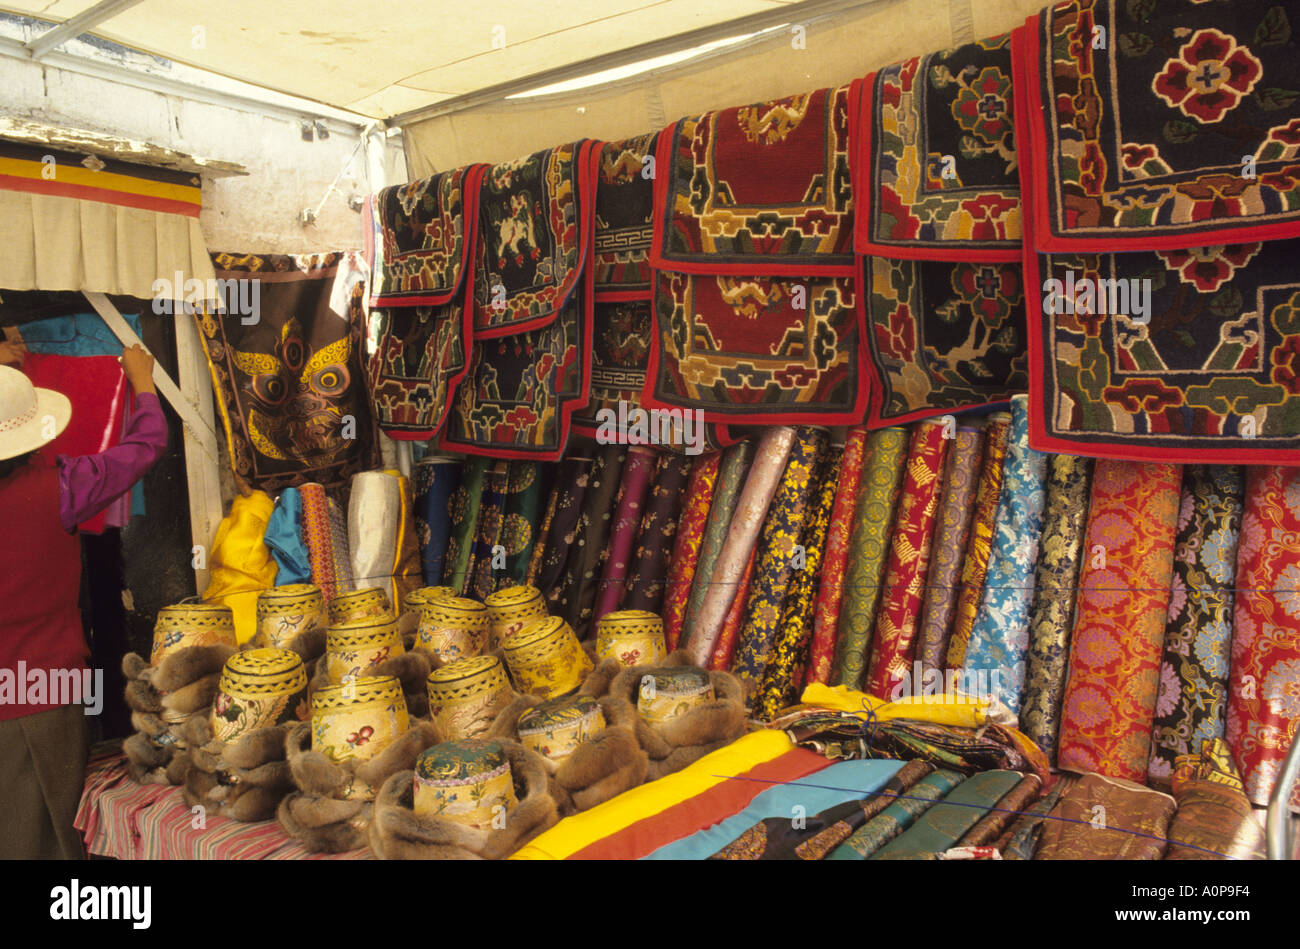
[1029, 237, 1300, 463]
[651, 84, 854, 276]
[861, 257, 1027, 427]
[853, 33, 1021, 261]
[373, 165, 485, 307]
[594, 133, 658, 299]
[438, 282, 592, 461]
[367, 301, 471, 440]
[471, 140, 599, 338]
[1019, 0, 1300, 252]
[645, 270, 866, 425]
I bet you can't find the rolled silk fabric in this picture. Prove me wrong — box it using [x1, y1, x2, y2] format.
[944, 412, 1010, 669]
[526, 476, 559, 587]
[754, 449, 841, 720]
[557, 444, 626, 636]
[1166, 738, 1266, 860]
[956, 773, 1042, 849]
[678, 440, 754, 652]
[443, 456, 488, 596]
[1035, 773, 1176, 861]
[1149, 465, 1245, 787]
[415, 458, 460, 586]
[710, 758, 934, 860]
[594, 446, 657, 622]
[731, 428, 830, 696]
[865, 420, 949, 699]
[709, 547, 757, 672]
[325, 496, 355, 594]
[264, 487, 311, 585]
[500, 461, 545, 588]
[302, 482, 346, 602]
[662, 452, 720, 651]
[623, 453, 693, 613]
[872, 769, 1023, 860]
[807, 428, 868, 686]
[828, 768, 965, 860]
[685, 430, 793, 665]
[1018, 454, 1093, 765]
[391, 472, 423, 608]
[1227, 465, 1300, 812]
[916, 425, 984, 673]
[961, 397, 1049, 714]
[348, 470, 400, 595]
[830, 427, 909, 689]
[467, 460, 510, 601]
[532, 456, 592, 603]
[1057, 460, 1182, 783]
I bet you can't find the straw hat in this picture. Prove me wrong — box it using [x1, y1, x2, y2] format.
[0, 365, 71, 461]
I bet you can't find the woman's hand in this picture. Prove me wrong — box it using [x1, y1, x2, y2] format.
[0, 339, 27, 367]
[120, 344, 157, 395]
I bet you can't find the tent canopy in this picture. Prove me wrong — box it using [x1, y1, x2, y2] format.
[0, 0, 841, 119]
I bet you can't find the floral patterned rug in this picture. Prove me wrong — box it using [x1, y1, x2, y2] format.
[1019, 0, 1300, 251]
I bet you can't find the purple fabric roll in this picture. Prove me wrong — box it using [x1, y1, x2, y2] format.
[594, 445, 657, 623]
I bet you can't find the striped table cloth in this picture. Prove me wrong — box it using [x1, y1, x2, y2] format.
[74, 753, 369, 860]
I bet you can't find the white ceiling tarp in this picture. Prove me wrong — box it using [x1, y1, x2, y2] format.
[0, 0, 800, 118]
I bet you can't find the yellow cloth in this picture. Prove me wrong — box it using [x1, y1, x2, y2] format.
[202, 491, 278, 645]
[799, 683, 992, 729]
[510, 730, 794, 860]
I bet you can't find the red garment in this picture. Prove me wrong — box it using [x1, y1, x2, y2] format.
[23, 352, 128, 533]
[0, 458, 87, 721]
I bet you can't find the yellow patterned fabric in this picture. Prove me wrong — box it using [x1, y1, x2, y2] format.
[798, 683, 994, 730]
[203, 491, 279, 645]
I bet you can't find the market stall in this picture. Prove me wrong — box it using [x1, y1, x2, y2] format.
[2, 0, 1300, 867]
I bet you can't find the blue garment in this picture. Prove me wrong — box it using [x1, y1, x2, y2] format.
[22, 312, 149, 519]
[642, 759, 903, 860]
[18, 312, 145, 357]
[265, 488, 311, 584]
[415, 460, 460, 585]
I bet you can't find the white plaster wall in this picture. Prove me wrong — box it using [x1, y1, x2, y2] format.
[0, 49, 406, 255]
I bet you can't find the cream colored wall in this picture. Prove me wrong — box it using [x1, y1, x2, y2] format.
[403, 0, 1047, 177]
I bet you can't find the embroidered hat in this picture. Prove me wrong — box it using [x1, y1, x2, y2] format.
[0, 364, 71, 462]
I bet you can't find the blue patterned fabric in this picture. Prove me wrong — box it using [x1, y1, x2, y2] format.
[264, 487, 311, 584]
[642, 759, 902, 860]
[962, 395, 1048, 714]
[415, 458, 460, 585]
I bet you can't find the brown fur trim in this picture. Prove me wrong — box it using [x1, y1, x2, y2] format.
[486, 693, 543, 741]
[129, 709, 169, 739]
[122, 651, 150, 681]
[159, 672, 222, 715]
[165, 751, 192, 785]
[373, 650, 431, 696]
[285, 627, 327, 664]
[608, 665, 747, 777]
[123, 677, 163, 714]
[577, 657, 624, 699]
[223, 723, 293, 770]
[220, 785, 285, 823]
[123, 731, 171, 770]
[152, 644, 236, 694]
[554, 726, 647, 814]
[285, 722, 348, 796]
[351, 722, 442, 790]
[226, 759, 293, 789]
[368, 740, 558, 860]
[276, 793, 370, 853]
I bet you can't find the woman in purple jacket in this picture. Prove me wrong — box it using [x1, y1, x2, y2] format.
[0, 341, 168, 859]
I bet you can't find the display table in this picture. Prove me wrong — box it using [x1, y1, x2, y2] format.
[75, 751, 370, 860]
